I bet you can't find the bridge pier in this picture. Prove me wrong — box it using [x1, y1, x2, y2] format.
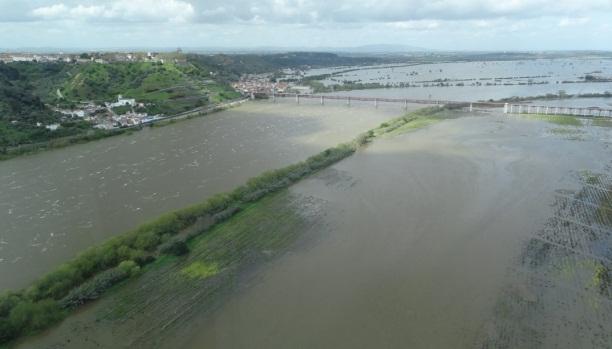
[404, 99, 408, 110]
[347, 97, 351, 107]
[503, 103, 508, 113]
[374, 98, 378, 108]
[296, 93, 300, 104]
[545, 106, 549, 115]
[320, 96, 324, 105]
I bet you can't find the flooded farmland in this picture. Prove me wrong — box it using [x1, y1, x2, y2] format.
[0, 100, 409, 290]
[312, 59, 612, 102]
[19, 111, 612, 348]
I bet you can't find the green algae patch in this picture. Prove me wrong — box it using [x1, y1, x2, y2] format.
[592, 118, 612, 128]
[580, 170, 601, 186]
[521, 114, 583, 126]
[362, 106, 451, 141]
[181, 262, 220, 280]
[597, 191, 612, 227]
[550, 127, 583, 135]
[550, 127, 585, 141]
[592, 263, 611, 296]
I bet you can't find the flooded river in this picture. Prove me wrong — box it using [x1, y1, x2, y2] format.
[312, 59, 612, 102]
[20, 112, 612, 348]
[0, 100, 409, 290]
[182, 114, 612, 349]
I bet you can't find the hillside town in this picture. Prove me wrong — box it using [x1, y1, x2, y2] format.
[231, 70, 310, 96]
[52, 95, 162, 129]
[0, 50, 186, 64]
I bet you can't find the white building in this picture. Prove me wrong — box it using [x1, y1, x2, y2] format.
[109, 95, 136, 108]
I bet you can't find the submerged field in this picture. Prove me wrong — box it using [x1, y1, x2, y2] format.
[14, 109, 612, 348]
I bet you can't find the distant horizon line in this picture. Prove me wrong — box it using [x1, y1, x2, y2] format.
[1, 46, 611, 54]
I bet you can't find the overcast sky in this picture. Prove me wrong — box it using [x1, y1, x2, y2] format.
[1, 0, 611, 51]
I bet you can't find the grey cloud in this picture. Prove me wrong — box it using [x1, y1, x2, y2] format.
[4, 0, 611, 24]
[193, 0, 612, 24]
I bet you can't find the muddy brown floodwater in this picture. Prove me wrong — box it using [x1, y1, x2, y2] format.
[0, 100, 408, 290]
[182, 114, 612, 349]
[19, 111, 612, 348]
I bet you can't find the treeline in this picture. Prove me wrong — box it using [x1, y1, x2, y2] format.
[0, 107, 446, 345]
[187, 52, 386, 82]
[0, 63, 59, 126]
[0, 126, 130, 161]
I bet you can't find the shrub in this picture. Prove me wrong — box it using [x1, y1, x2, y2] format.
[159, 239, 189, 256]
[59, 261, 139, 309]
[0, 298, 65, 342]
[212, 206, 242, 224]
[9, 299, 64, 332]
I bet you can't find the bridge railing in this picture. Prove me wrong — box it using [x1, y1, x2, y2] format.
[506, 104, 612, 117]
[265, 92, 611, 118]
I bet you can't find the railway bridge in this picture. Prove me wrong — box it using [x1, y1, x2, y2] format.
[264, 92, 612, 118]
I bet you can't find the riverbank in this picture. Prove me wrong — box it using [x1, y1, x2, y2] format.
[0, 98, 249, 162]
[0, 107, 448, 346]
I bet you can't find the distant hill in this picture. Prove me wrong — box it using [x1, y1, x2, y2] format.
[332, 44, 432, 53]
[0, 60, 242, 149]
[0, 63, 87, 148]
[0, 64, 50, 123]
[187, 52, 385, 80]
[57, 62, 233, 115]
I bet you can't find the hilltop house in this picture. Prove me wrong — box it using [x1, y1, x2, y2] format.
[109, 95, 136, 108]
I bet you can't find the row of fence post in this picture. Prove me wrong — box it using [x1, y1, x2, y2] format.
[505, 103, 612, 117]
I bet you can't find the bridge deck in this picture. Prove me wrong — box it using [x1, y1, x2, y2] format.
[268, 93, 612, 117]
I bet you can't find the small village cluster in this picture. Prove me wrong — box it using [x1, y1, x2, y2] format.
[53, 95, 162, 130]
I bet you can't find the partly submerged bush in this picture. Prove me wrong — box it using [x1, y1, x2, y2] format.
[0, 294, 64, 343]
[159, 239, 189, 256]
[59, 261, 140, 309]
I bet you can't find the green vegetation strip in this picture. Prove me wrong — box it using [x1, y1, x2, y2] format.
[519, 113, 583, 126]
[0, 107, 445, 345]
